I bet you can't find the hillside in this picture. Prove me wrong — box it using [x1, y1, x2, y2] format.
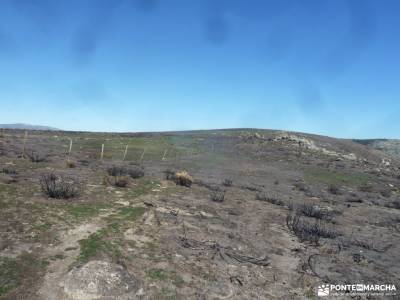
[354, 139, 400, 159]
[0, 123, 59, 131]
[0, 128, 399, 299]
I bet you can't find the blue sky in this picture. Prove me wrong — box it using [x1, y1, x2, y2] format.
[0, 0, 399, 138]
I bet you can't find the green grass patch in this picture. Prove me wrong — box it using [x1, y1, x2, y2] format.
[147, 268, 168, 281]
[147, 268, 184, 287]
[0, 253, 48, 296]
[127, 178, 161, 198]
[75, 227, 121, 267]
[116, 206, 146, 220]
[305, 168, 372, 186]
[0, 183, 17, 195]
[32, 222, 52, 231]
[62, 203, 110, 219]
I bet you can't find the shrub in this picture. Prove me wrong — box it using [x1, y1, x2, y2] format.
[174, 171, 193, 187]
[27, 151, 46, 163]
[222, 179, 233, 187]
[255, 193, 285, 206]
[40, 173, 80, 199]
[164, 168, 176, 180]
[1, 167, 17, 175]
[211, 191, 225, 202]
[286, 213, 339, 244]
[66, 160, 76, 168]
[107, 165, 127, 177]
[107, 164, 144, 179]
[294, 202, 335, 221]
[128, 165, 145, 179]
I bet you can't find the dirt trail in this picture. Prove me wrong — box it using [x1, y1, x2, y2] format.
[38, 211, 113, 300]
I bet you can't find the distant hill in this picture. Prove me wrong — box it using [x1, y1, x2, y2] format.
[0, 123, 60, 131]
[353, 138, 400, 159]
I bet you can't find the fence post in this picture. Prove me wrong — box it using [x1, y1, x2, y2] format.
[101, 144, 104, 160]
[139, 148, 146, 163]
[162, 149, 167, 161]
[123, 145, 128, 161]
[67, 138, 73, 159]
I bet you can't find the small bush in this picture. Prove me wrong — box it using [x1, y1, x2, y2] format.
[294, 202, 335, 221]
[222, 179, 233, 187]
[286, 213, 339, 244]
[211, 191, 225, 202]
[1, 167, 17, 175]
[26, 151, 46, 163]
[255, 193, 285, 206]
[40, 173, 80, 199]
[66, 160, 76, 168]
[174, 171, 193, 187]
[107, 165, 127, 177]
[164, 168, 176, 180]
[128, 165, 145, 179]
[107, 164, 144, 179]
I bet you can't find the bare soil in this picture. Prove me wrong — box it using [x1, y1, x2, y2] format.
[0, 128, 399, 299]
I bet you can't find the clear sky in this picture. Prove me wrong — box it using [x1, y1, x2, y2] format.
[0, 0, 399, 138]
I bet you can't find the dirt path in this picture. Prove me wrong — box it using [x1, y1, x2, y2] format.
[38, 211, 113, 300]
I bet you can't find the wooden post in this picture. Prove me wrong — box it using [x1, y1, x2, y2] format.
[22, 131, 28, 158]
[100, 144, 104, 160]
[68, 138, 73, 158]
[162, 149, 167, 161]
[122, 145, 128, 161]
[139, 148, 146, 163]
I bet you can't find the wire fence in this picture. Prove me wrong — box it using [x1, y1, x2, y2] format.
[0, 130, 205, 163]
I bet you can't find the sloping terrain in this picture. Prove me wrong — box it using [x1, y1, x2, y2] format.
[0, 129, 399, 299]
[354, 139, 400, 160]
[0, 124, 60, 131]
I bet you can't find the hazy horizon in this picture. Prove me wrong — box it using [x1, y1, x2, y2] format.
[1, 0, 399, 138]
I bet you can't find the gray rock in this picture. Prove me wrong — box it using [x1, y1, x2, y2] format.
[63, 261, 140, 300]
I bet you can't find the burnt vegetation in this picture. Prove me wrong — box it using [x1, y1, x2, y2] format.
[291, 202, 336, 221]
[107, 164, 144, 179]
[40, 173, 80, 199]
[255, 192, 285, 206]
[286, 213, 340, 244]
[211, 190, 225, 203]
[26, 151, 46, 163]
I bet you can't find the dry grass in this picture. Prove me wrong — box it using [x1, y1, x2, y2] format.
[174, 171, 193, 187]
[66, 160, 76, 168]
